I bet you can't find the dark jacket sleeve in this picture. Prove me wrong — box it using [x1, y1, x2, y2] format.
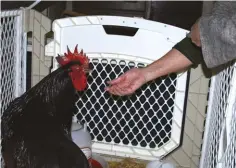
[173, 36, 204, 68]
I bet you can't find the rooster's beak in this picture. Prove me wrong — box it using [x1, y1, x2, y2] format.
[84, 68, 91, 74]
[84, 64, 92, 74]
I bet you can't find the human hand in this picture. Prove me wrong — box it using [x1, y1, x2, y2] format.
[105, 68, 147, 96]
[190, 19, 201, 47]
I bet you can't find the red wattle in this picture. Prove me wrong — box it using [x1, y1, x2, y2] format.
[70, 70, 87, 91]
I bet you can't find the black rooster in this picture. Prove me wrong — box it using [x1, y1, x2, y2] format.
[1, 45, 90, 168]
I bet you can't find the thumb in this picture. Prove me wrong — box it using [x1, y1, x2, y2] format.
[107, 75, 125, 85]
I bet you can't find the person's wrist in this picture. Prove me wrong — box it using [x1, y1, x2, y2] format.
[140, 67, 153, 83]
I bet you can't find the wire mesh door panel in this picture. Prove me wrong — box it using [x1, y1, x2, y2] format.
[52, 52, 189, 160]
[73, 55, 188, 160]
[76, 58, 177, 147]
[0, 10, 25, 114]
[200, 61, 236, 168]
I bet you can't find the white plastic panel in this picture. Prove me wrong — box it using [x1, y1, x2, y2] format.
[46, 15, 189, 160]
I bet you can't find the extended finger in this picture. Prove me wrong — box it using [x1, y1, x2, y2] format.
[107, 85, 122, 96]
[107, 74, 125, 85]
[115, 84, 131, 96]
[115, 85, 135, 96]
[106, 84, 127, 96]
[105, 80, 129, 92]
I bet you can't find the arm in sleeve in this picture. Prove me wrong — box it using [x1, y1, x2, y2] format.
[173, 36, 204, 68]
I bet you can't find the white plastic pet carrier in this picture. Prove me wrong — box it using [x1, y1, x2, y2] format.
[46, 15, 190, 160]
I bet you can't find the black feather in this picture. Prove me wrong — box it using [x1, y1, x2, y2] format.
[1, 63, 89, 168]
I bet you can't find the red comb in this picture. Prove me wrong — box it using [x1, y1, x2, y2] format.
[56, 45, 89, 66]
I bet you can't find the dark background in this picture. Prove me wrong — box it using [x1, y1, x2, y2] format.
[1, 1, 203, 30]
